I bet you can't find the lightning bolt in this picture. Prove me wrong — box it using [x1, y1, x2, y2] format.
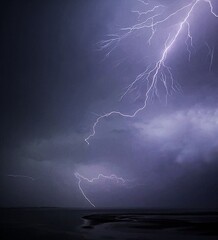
[85, 0, 217, 144]
[74, 172, 127, 207]
[205, 41, 215, 71]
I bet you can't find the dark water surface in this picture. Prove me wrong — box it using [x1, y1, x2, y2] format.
[0, 208, 218, 239]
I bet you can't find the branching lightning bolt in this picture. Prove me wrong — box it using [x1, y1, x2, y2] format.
[74, 172, 127, 207]
[85, 0, 218, 144]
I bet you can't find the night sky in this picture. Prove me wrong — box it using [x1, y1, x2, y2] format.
[1, 0, 218, 208]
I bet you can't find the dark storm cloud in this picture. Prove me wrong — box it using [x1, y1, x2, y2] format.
[0, 0, 112, 157]
[0, 0, 130, 207]
[1, 0, 218, 208]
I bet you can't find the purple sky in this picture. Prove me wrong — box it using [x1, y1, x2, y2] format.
[1, 0, 218, 208]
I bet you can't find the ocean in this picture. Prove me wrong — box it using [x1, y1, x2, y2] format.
[0, 208, 218, 239]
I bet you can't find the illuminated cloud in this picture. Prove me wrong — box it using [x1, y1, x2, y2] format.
[135, 107, 218, 163]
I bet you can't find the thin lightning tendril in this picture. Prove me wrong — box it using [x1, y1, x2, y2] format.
[74, 172, 127, 207]
[85, 0, 217, 145]
[6, 174, 35, 181]
[205, 41, 215, 71]
[209, 47, 215, 71]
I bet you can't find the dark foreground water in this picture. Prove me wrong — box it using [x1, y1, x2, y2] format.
[0, 208, 218, 240]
